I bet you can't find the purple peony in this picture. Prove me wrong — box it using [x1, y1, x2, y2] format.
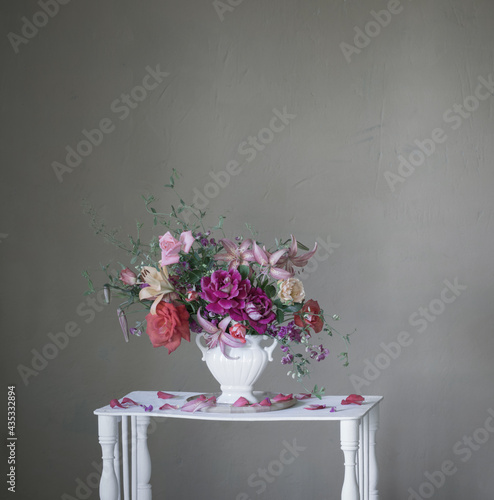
[200, 269, 251, 316]
[230, 287, 276, 334]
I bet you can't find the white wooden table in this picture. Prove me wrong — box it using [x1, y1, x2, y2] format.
[94, 391, 383, 500]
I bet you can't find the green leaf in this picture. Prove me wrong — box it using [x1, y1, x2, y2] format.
[273, 298, 284, 309]
[238, 265, 250, 281]
[297, 240, 310, 251]
[276, 309, 284, 324]
[285, 303, 303, 313]
[265, 284, 276, 298]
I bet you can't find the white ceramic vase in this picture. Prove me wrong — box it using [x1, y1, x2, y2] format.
[196, 333, 278, 404]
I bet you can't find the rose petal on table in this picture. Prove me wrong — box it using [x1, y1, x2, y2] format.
[329, 406, 337, 413]
[304, 404, 327, 410]
[232, 397, 251, 407]
[157, 391, 175, 400]
[341, 394, 365, 405]
[181, 396, 217, 413]
[252, 397, 272, 407]
[141, 404, 153, 412]
[110, 397, 140, 409]
[294, 393, 312, 400]
[159, 403, 180, 410]
[121, 397, 139, 406]
[273, 393, 293, 402]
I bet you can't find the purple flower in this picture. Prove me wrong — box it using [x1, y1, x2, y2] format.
[230, 287, 276, 334]
[200, 269, 251, 316]
[281, 353, 294, 364]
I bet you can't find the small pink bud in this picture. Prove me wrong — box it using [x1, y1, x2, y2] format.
[120, 268, 137, 286]
[229, 323, 247, 342]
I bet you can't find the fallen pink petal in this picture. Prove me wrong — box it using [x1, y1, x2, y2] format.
[159, 403, 180, 410]
[295, 393, 312, 400]
[341, 394, 365, 405]
[304, 404, 327, 410]
[181, 396, 216, 413]
[157, 391, 175, 399]
[252, 397, 271, 407]
[329, 406, 336, 413]
[141, 404, 153, 412]
[273, 393, 293, 402]
[110, 397, 140, 409]
[232, 397, 251, 407]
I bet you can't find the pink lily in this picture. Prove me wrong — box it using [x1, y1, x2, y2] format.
[279, 235, 318, 272]
[251, 242, 294, 280]
[214, 238, 254, 270]
[196, 308, 246, 360]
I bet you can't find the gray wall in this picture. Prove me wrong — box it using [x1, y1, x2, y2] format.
[2, 0, 494, 499]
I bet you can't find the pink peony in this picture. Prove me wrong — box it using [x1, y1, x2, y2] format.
[230, 287, 275, 334]
[200, 269, 251, 316]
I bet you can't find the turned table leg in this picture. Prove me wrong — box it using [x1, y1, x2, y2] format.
[136, 416, 152, 500]
[369, 405, 380, 500]
[98, 415, 119, 500]
[341, 419, 360, 500]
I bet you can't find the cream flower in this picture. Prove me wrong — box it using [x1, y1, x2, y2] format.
[139, 266, 175, 314]
[277, 278, 305, 304]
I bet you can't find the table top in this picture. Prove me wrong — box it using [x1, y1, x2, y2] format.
[94, 391, 383, 422]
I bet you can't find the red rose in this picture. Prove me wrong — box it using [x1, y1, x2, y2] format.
[294, 299, 324, 333]
[145, 302, 190, 354]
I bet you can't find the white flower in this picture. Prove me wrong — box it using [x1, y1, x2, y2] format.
[278, 278, 305, 304]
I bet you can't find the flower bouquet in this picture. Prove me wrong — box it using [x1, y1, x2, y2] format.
[84, 172, 350, 397]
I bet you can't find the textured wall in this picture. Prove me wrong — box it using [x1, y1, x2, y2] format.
[1, 0, 494, 499]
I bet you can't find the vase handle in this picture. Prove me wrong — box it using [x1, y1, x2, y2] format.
[195, 333, 209, 361]
[264, 337, 278, 362]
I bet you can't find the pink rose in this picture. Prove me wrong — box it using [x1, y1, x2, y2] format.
[120, 268, 137, 285]
[179, 230, 195, 253]
[145, 302, 191, 354]
[159, 231, 195, 266]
